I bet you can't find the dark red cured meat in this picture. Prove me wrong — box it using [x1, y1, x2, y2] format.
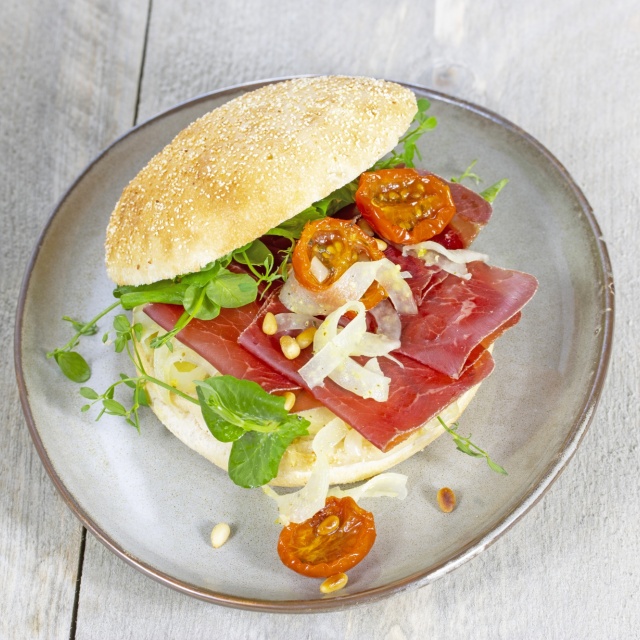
[383, 244, 448, 305]
[143, 302, 303, 394]
[417, 172, 492, 250]
[238, 296, 495, 451]
[396, 262, 538, 379]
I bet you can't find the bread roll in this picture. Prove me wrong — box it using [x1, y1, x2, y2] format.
[105, 76, 417, 286]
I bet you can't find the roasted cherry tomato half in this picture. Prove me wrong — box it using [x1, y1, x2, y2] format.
[292, 217, 386, 309]
[355, 168, 456, 244]
[277, 496, 376, 578]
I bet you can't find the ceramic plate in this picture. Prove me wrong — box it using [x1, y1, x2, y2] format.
[15, 79, 613, 611]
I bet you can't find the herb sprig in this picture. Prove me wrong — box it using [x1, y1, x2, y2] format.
[79, 314, 308, 486]
[374, 98, 437, 170]
[46, 301, 121, 383]
[451, 160, 509, 204]
[437, 416, 507, 475]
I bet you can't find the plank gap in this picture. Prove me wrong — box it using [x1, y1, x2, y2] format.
[68, 528, 87, 640]
[133, 0, 154, 127]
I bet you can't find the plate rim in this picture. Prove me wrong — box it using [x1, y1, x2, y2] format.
[14, 76, 615, 612]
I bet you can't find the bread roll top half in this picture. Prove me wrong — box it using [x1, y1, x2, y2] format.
[105, 76, 417, 286]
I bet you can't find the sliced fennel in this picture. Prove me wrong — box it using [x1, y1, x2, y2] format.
[402, 241, 488, 280]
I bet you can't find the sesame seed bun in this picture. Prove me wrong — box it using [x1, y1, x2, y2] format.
[105, 76, 417, 286]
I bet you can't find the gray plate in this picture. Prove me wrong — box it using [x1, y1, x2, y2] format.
[15, 79, 613, 612]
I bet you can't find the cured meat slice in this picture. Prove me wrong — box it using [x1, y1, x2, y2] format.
[383, 245, 448, 305]
[396, 262, 538, 379]
[238, 296, 495, 451]
[421, 173, 493, 249]
[143, 302, 303, 394]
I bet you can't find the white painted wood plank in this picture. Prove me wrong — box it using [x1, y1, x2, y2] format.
[73, 0, 640, 638]
[1, 0, 149, 637]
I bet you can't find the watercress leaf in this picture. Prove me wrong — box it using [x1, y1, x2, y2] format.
[105, 386, 115, 400]
[197, 387, 245, 442]
[54, 351, 91, 383]
[206, 273, 257, 308]
[134, 384, 150, 407]
[113, 314, 130, 333]
[235, 240, 272, 266]
[102, 398, 127, 416]
[451, 159, 481, 185]
[102, 332, 109, 343]
[62, 316, 98, 335]
[456, 443, 483, 458]
[181, 261, 224, 286]
[487, 458, 508, 475]
[114, 335, 127, 353]
[271, 207, 325, 239]
[80, 404, 91, 412]
[132, 323, 143, 342]
[183, 284, 205, 316]
[119, 374, 136, 389]
[195, 376, 289, 431]
[79, 386, 100, 400]
[193, 295, 221, 321]
[118, 283, 189, 309]
[227, 415, 310, 488]
[416, 97, 431, 113]
[480, 178, 509, 204]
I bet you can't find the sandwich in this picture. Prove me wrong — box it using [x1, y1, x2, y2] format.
[50, 76, 537, 576]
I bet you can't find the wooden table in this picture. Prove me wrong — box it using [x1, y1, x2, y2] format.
[3, 1, 638, 638]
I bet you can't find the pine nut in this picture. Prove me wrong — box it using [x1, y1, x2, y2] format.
[320, 573, 348, 594]
[317, 514, 340, 535]
[262, 312, 278, 335]
[210, 522, 231, 548]
[283, 391, 296, 411]
[280, 335, 301, 360]
[357, 219, 375, 236]
[437, 487, 456, 513]
[375, 238, 387, 251]
[296, 326, 317, 349]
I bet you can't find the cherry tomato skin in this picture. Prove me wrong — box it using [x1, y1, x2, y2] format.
[355, 168, 456, 245]
[277, 496, 376, 578]
[292, 217, 387, 309]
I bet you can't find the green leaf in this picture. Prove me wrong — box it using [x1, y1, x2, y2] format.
[62, 316, 98, 336]
[451, 160, 482, 185]
[437, 416, 507, 475]
[132, 323, 143, 342]
[182, 284, 205, 316]
[206, 273, 257, 308]
[117, 283, 189, 309]
[233, 240, 271, 266]
[134, 384, 150, 407]
[54, 351, 91, 383]
[79, 386, 100, 400]
[113, 314, 130, 333]
[195, 376, 310, 487]
[227, 416, 309, 488]
[119, 374, 136, 389]
[196, 376, 290, 431]
[102, 398, 127, 416]
[114, 335, 127, 353]
[197, 394, 245, 442]
[193, 296, 221, 321]
[80, 404, 91, 412]
[487, 458, 508, 475]
[480, 179, 509, 204]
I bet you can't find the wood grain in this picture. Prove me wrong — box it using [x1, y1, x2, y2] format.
[1, 0, 148, 637]
[4, 0, 640, 637]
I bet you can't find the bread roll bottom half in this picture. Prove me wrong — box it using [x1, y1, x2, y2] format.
[133, 307, 483, 487]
